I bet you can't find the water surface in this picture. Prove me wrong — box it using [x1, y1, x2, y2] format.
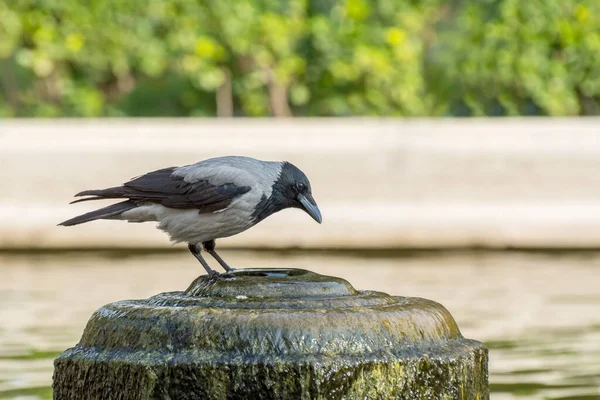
[0, 250, 599, 399]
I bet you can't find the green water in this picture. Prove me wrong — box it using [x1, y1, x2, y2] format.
[0, 250, 599, 399]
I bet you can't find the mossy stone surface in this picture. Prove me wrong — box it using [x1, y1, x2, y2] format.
[53, 268, 489, 399]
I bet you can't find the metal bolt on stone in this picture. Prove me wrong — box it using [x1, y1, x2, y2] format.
[53, 269, 489, 399]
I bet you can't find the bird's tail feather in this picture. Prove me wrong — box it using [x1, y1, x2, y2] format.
[58, 200, 137, 226]
[70, 187, 126, 204]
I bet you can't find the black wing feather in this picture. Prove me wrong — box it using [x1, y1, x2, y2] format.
[73, 167, 251, 213]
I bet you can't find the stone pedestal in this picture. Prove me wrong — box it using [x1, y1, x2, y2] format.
[53, 269, 489, 399]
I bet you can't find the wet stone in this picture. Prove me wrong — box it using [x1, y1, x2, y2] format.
[53, 268, 489, 399]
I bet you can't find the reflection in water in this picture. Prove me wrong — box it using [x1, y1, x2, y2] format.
[0, 250, 599, 399]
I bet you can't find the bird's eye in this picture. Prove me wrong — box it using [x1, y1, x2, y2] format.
[296, 182, 306, 191]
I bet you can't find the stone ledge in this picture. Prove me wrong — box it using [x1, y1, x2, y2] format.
[3, 117, 600, 249]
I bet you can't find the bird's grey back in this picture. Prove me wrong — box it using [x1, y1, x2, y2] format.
[174, 156, 282, 190]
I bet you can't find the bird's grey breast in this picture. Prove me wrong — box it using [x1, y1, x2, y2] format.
[155, 158, 284, 243]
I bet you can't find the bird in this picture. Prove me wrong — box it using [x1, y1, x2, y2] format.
[58, 156, 322, 276]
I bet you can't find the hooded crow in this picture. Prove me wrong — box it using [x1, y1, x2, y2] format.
[59, 156, 322, 275]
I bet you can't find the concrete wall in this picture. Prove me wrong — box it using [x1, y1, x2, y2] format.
[1, 117, 600, 250]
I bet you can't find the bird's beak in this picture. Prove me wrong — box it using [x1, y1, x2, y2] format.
[298, 194, 322, 224]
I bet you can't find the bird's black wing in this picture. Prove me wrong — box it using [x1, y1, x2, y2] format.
[73, 167, 251, 213]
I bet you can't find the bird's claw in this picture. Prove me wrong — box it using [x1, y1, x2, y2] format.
[206, 270, 221, 279]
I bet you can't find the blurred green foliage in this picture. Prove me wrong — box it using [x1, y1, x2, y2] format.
[0, 0, 598, 117]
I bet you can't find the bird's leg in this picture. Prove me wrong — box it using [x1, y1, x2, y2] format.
[188, 243, 218, 276]
[203, 240, 235, 272]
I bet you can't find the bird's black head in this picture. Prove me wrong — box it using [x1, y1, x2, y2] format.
[253, 162, 322, 224]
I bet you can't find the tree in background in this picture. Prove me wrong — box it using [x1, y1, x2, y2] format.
[0, 0, 598, 117]
[434, 0, 600, 116]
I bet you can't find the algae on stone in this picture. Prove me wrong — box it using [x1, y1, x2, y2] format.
[54, 268, 489, 399]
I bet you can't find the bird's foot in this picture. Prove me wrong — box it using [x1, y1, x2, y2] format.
[206, 269, 221, 279]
